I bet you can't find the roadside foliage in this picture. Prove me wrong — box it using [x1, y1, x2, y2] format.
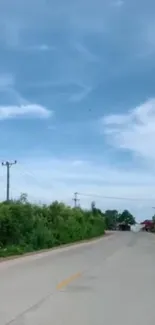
[0, 197, 105, 257]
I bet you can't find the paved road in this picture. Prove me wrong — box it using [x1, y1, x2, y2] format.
[0, 231, 155, 325]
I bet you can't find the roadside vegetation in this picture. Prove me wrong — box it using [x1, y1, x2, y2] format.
[0, 195, 105, 257]
[0, 194, 137, 258]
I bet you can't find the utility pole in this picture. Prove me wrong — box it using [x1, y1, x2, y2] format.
[73, 192, 80, 208]
[2, 160, 17, 202]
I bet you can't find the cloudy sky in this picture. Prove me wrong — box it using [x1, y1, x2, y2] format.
[0, 0, 155, 220]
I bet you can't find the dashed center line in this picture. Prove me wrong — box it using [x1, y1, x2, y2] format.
[56, 272, 82, 290]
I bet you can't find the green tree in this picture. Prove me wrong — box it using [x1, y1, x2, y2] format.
[118, 210, 135, 225]
[18, 193, 28, 204]
[104, 210, 119, 230]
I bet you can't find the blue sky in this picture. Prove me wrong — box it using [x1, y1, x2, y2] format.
[0, 0, 155, 220]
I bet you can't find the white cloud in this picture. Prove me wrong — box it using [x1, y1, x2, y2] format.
[0, 75, 51, 121]
[0, 104, 52, 120]
[102, 98, 155, 160]
[103, 113, 130, 125]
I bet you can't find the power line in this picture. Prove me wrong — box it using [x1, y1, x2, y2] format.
[77, 192, 155, 202]
[17, 164, 48, 189]
[72, 192, 80, 207]
[2, 160, 17, 202]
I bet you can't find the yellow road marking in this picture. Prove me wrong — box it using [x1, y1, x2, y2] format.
[56, 272, 82, 290]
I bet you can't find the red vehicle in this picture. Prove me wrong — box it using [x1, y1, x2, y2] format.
[141, 220, 154, 232]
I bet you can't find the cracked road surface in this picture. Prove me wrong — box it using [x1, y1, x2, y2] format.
[0, 231, 155, 325]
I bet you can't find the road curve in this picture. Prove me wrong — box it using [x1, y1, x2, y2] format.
[0, 231, 155, 325]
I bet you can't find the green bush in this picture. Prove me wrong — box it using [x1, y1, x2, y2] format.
[0, 198, 105, 257]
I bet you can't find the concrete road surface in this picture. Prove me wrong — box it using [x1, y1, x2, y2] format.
[0, 231, 155, 325]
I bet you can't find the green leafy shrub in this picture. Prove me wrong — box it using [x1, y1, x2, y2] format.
[0, 197, 105, 257]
